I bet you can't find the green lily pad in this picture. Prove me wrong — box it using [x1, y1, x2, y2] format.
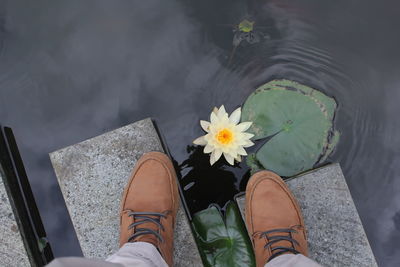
[241, 79, 340, 177]
[192, 202, 255, 267]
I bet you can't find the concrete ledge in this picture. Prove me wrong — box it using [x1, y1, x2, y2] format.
[49, 118, 202, 266]
[0, 171, 30, 267]
[236, 164, 377, 267]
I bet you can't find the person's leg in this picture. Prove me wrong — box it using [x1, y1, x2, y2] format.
[47, 257, 122, 267]
[109, 151, 178, 267]
[106, 242, 167, 267]
[246, 171, 321, 267]
[264, 254, 321, 267]
[47, 152, 178, 267]
[46, 242, 166, 267]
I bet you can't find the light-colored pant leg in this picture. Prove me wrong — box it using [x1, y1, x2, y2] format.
[47, 257, 122, 267]
[265, 254, 322, 267]
[106, 242, 168, 267]
[47, 242, 168, 267]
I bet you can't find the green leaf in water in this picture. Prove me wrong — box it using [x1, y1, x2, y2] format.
[246, 153, 263, 175]
[241, 79, 340, 177]
[192, 202, 255, 267]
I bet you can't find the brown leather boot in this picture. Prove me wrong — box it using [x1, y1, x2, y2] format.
[119, 152, 179, 266]
[245, 171, 308, 267]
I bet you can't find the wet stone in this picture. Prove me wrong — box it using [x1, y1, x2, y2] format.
[49, 118, 202, 266]
[236, 163, 377, 267]
[0, 172, 31, 266]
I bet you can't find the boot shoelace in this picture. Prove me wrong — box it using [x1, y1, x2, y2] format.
[261, 228, 300, 262]
[127, 211, 166, 243]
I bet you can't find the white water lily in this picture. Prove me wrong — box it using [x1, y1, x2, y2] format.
[193, 105, 255, 165]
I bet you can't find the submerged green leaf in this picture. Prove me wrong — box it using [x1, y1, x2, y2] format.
[246, 153, 263, 175]
[241, 79, 339, 177]
[192, 202, 255, 267]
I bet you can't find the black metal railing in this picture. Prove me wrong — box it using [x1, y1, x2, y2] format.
[0, 126, 54, 266]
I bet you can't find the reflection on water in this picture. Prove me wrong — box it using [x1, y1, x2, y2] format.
[1, 0, 400, 265]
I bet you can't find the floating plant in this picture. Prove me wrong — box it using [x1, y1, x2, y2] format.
[228, 18, 269, 64]
[242, 79, 340, 177]
[233, 19, 263, 46]
[192, 202, 255, 267]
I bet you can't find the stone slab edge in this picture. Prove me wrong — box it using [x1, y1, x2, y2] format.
[236, 164, 377, 267]
[49, 118, 202, 267]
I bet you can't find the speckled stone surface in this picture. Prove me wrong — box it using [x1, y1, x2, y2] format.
[0, 171, 31, 267]
[50, 118, 202, 266]
[236, 164, 377, 267]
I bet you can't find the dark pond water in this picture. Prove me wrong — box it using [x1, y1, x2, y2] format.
[1, 0, 400, 265]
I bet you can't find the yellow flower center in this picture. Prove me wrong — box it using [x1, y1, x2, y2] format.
[216, 128, 234, 145]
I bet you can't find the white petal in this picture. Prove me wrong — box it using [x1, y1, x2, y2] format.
[221, 145, 230, 154]
[221, 115, 230, 124]
[236, 121, 252, 132]
[228, 151, 238, 160]
[235, 139, 247, 145]
[204, 144, 214, 154]
[209, 138, 218, 146]
[229, 107, 241, 124]
[235, 155, 242, 162]
[243, 140, 255, 148]
[210, 153, 217, 165]
[212, 107, 219, 114]
[237, 146, 248, 156]
[200, 120, 210, 132]
[214, 149, 223, 161]
[210, 150, 222, 165]
[224, 153, 235, 165]
[193, 136, 207, 146]
[210, 111, 218, 124]
[209, 126, 217, 135]
[243, 133, 255, 139]
[217, 105, 227, 118]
